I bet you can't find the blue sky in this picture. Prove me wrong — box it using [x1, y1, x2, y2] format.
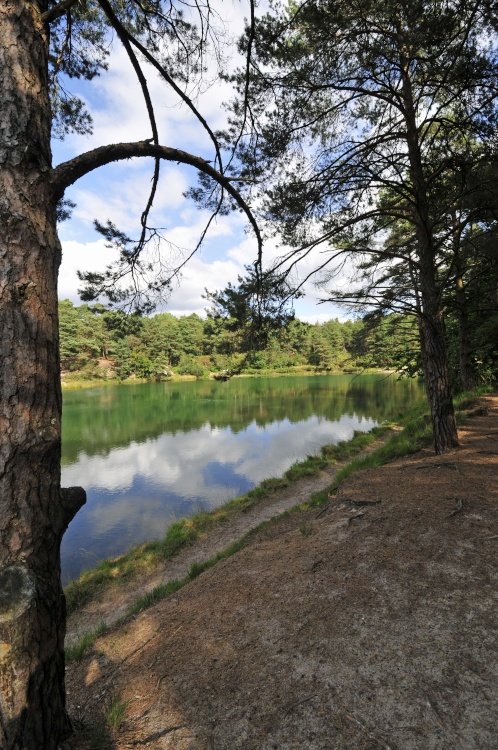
[52, 1, 348, 322]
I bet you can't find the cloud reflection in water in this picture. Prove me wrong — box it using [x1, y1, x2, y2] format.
[61, 413, 375, 582]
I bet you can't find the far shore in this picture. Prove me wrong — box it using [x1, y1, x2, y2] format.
[61, 366, 396, 390]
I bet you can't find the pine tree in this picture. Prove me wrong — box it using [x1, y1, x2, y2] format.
[227, 0, 498, 452]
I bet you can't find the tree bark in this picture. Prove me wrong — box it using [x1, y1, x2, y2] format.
[417, 310, 459, 455]
[0, 3, 84, 747]
[415, 245, 459, 455]
[0, 1, 263, 744]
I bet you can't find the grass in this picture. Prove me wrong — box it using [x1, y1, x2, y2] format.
[126, 579, 183, 617]
[105, 696, 128, 732]
[71, 695, 125, 748]
[61, 373, 212, 390]
[123, 537, 255, 616]
[65, 621, 108, 663]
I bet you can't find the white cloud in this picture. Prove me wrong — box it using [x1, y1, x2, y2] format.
[167, 256, 244, 315]
[59, 238, 112, 303]
[70, 164, 189, 232]
[298, 310, 347, 324]
[61, 0, 247, 160]
[59, 211, 251, 313]
[58, 212, 353, 319]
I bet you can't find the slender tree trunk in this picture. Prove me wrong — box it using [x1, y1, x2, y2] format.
[416, 254, 459, 454]
[399, 42, 459, 453]
[0, 3, 84, 747]
[416, 229, 459, 454]
[452, 225, 477, 391]
[417, 305, 459, 455]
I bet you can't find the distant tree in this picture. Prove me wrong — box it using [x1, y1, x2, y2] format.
[142, 313, 183, 366]
[59, 300, 106, 370]
[177, 314, 205, 357]
[59, 300, 84, 370]
[308, 326, 336, 369]
[283, 318, 311, 356]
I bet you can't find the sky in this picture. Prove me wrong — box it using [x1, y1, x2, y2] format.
[52, 0, 349, 323]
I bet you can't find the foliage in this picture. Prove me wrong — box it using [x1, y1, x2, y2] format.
[60, 297, 430, 381]
[204, 264, 301, 351]
[60, 294, 498, 387]
[352, 314, 421, 375]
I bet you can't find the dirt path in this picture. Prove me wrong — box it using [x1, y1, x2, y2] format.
[67, 432, 391, 643]
[66, 397, 497, 749]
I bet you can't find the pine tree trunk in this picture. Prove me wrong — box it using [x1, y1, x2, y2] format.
[399, 50, 459, 454]
[418, 311, 459, 455]
[416, 250, 459, 454]
[0, 3, 85, 747]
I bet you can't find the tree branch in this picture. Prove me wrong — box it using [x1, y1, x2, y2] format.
[51, 140, 262, 253]
[58, 486, 86, 534]
[97, 0, 161, 260]
[115, 8, 224, 173]
[41, 0, 79, 23]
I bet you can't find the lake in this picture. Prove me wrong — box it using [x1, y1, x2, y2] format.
[61, 373, 424, 581]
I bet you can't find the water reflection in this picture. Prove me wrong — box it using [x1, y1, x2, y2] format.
[61, 374, 423, 581]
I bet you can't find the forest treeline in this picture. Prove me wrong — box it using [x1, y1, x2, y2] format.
[59, 297, 496, 385]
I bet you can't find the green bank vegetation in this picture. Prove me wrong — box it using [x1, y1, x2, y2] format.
[60, 299, 371, 382]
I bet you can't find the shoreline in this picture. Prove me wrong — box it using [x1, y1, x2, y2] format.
[63, 387, 483, 632]
[64, 393, 497, 749]
[64, 383, 466, 653]
[61, 366, 394, 391]
[65, 425, 392, 630]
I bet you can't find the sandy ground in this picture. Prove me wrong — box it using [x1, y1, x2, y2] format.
[65, 397, 497, 749]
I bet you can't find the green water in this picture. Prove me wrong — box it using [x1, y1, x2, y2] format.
[61, 373, 423, 581]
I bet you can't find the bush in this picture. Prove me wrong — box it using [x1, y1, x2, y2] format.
[176, 356, 207, 377]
